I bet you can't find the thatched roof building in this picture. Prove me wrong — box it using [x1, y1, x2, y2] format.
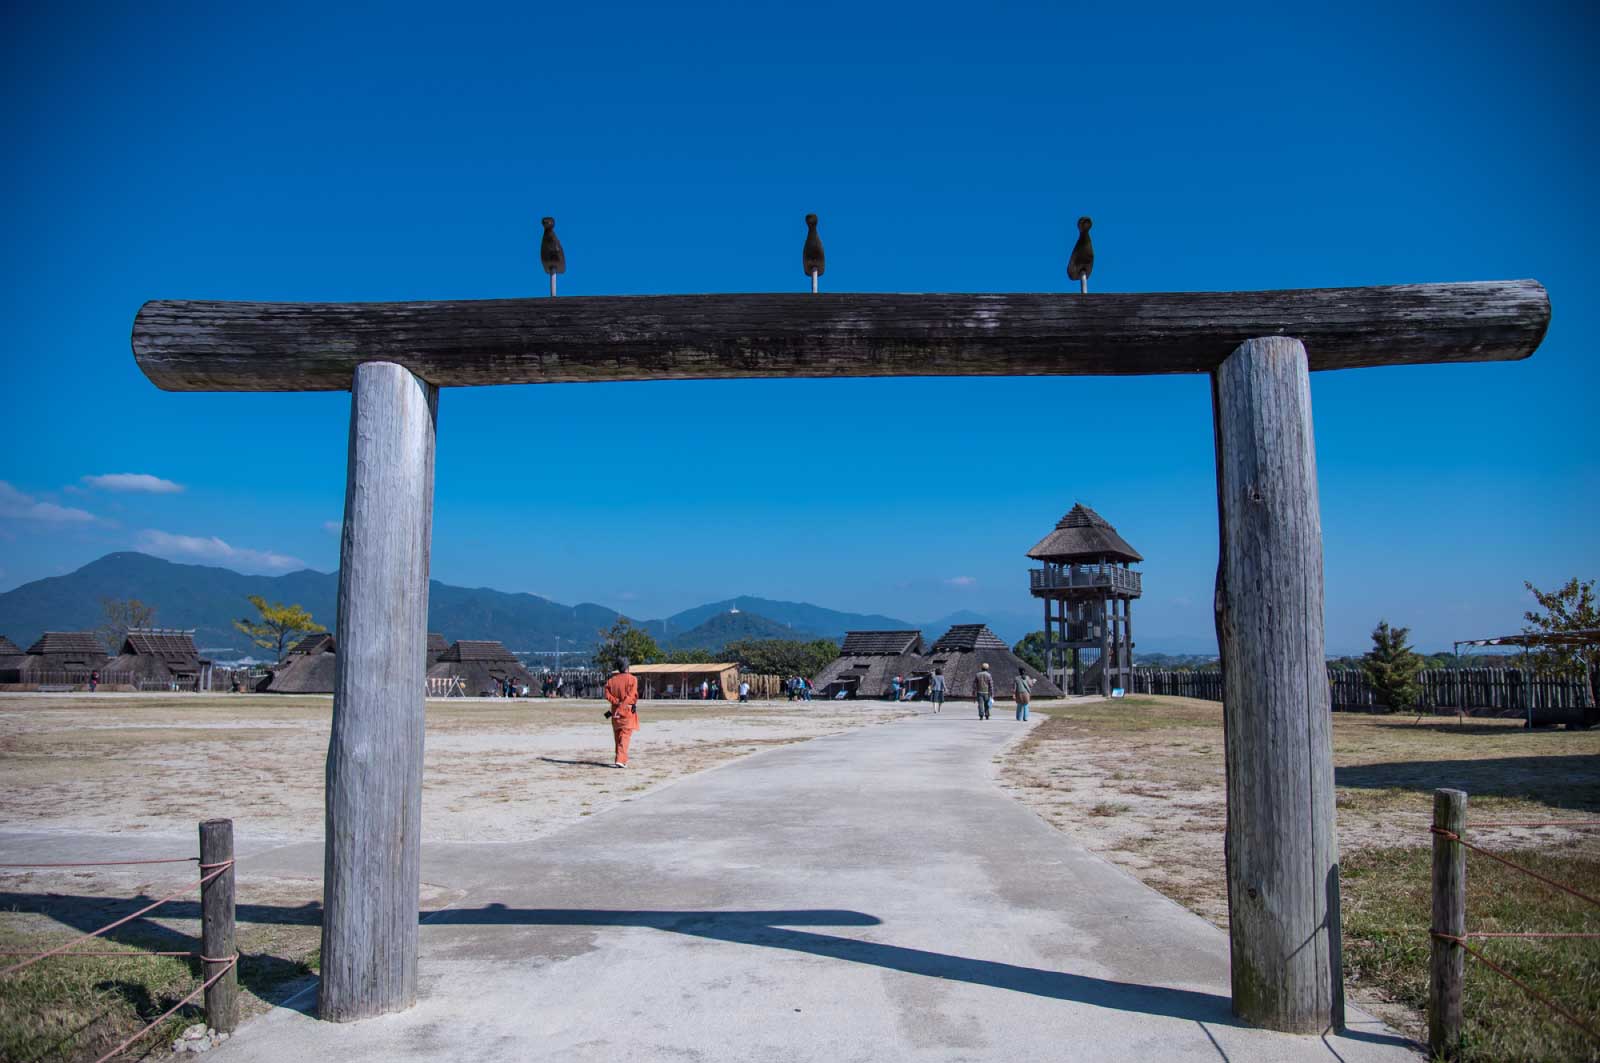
[925, 624, 1061, 700]
[1026, 503, 1143, 564]
[426, 632, 448, 668]
[24, 632, 110, 672]
[629, 662, 741, 700]
[0, 636, 25, 682]
[0, 635, 22, 657]
[105, 630, 207, 684]
[427, 640, 534, 697]
[811, 630, 930, 700]
[260, 632, 337, 694]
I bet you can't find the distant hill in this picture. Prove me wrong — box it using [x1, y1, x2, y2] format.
[0, 554, 921, 661]
[666, 610, 828, 652]
[650, 596, 913, 643]
[0, 553, 623, 659]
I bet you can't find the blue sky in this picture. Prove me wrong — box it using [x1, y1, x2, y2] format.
[1, 1, 1594, 653]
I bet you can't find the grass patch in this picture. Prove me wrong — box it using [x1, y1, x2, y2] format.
[1342, 845, 1600, 1062]
[1088, 802, 1130, 817]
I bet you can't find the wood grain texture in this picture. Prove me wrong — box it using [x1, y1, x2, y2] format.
[131, 280, 1549, 392]
[198, 818, 237, 1033]
[320, 363, 437, 1022]
[1429, 788, 1467, 1058]
[1212, 337, 1343, 1033]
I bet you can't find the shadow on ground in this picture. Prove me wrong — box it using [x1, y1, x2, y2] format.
[1336, 755, 1600, 810]
[1, 892, 1412, 1047]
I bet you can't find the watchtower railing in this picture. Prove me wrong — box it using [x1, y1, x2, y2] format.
[1029, 566, 1142, 596]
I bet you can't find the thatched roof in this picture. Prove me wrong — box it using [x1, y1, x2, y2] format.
[428, 640, 534, 696]
[924, 624, 1062, 700]
[0, 635, 22, 657]
[1026, 504, 1142, 563]
[839, 631, 923, 656]
[261, 649, 337, 694]
[27, 631, 107, 657]
[426, 632, 448, 667]
[288, 632, 335, 655]
[108, 630, 203, 679]
[929, 625, 1008, 653]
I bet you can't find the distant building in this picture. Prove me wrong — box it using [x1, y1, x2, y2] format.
[1027, 503, 1143, 696]
[259, 632, 336, 694]
[628, 662, 742, 700]
[426, 632, 449, 669]
[5, 632, 111, 686]
[427, 640, 535, 697]
[812, 631, 929, 700]
[924, 624, 1060, 700]
[105, 629, 212, 690]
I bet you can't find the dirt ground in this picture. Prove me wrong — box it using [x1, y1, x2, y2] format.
[996, 696, 1600, 926]
[0, 692, 910, 845]
[995, 695, 1600, 1043]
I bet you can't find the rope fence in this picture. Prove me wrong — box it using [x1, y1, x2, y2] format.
[1427, 791, 1598, 1057]
[0, 819, 240, 1059]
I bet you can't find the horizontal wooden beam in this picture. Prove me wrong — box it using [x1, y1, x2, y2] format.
[131, 280, 1549, 392]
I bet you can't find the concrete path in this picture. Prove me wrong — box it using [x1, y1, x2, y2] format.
[16, 712, 1421, 1061]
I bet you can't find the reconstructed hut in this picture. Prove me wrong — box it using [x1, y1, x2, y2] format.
[0, 636, 26, 683]
[426, 632, 448, 669]
[427, 640, 535, 697]
[629, 662, 741, 700]
[260, 632, 337, 694]
[105, 629, 210, 689]
[9, 632, 110, 684]
[811, 630, 930, 700]
[925, 624, 1060, 700]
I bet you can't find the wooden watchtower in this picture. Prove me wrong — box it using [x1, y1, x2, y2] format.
[1028, 504, 1142, 696]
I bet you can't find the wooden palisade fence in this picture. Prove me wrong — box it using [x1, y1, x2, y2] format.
[131, 279, 1550, 1032]
[1132, 667, 1593, 724]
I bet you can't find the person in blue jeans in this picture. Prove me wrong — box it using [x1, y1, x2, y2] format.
[1014, 672, 1033, 721]
[974, 663, 994, 719]
[929, 668, 945, 713]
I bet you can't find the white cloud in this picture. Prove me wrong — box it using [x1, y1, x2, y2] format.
[83, 473, 184, 494]
[943, 576, 978, 587]
[137, 529, 306, 573]
[0, 481, 99, 523]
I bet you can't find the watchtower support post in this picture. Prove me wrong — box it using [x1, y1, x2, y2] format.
[1212, 336, 1342, 1032]
[321, 361, 438, 1021]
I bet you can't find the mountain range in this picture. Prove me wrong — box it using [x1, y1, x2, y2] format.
[0, 553, 1054, 660]
[0, 552, 1217, 660]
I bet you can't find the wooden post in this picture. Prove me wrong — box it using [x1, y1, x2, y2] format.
[321, 362, 438, 1021]
[1212, 336, 1343, 1032]
[198, 818, 237, 1033]
[1429, 788, 1467, 1059]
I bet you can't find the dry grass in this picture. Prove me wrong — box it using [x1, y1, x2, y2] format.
[997, 696, 1600, 1058]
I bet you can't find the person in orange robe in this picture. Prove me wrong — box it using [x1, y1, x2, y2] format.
[603, 659, 640, 768]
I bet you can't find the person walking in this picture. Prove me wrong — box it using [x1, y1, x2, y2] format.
[891, 674, 902, 702]
[738, 678, 750, 703]
[975, 662, 995, 720]
[700, 678, 710, 701]
[930, 668, 945, 713]
[604, 659, 640, 768]
[1014, 671, 1033, 721]
[801, 676, 812, 702]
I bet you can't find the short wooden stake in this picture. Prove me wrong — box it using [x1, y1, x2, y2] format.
[320, 362, 438, 1021]
[198, 818, 237, 1033]
[1212, 336, 1343, 1032]
[1429, 788, 1467, 1059]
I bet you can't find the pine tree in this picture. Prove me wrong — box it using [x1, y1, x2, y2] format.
[1361, 620, 1422, 713]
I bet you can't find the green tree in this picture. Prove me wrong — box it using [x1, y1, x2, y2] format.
[722, 638, 840, 678]
[1361, 620, 1423, 713]
[234, 595, 321, 659]
[98, 597, 157, 653]
[595, 617, 663, 673]
[1523, 577, 1600, 725]
[1012, 631, 1049, 673]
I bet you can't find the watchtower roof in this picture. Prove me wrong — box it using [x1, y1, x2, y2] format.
[1026, 504, 1142, 563]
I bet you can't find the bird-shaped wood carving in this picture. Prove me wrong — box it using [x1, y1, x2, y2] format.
[540, 216, 566, 296]
[802, 213, 825, 293]
[1067, 216, 1094, 293]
